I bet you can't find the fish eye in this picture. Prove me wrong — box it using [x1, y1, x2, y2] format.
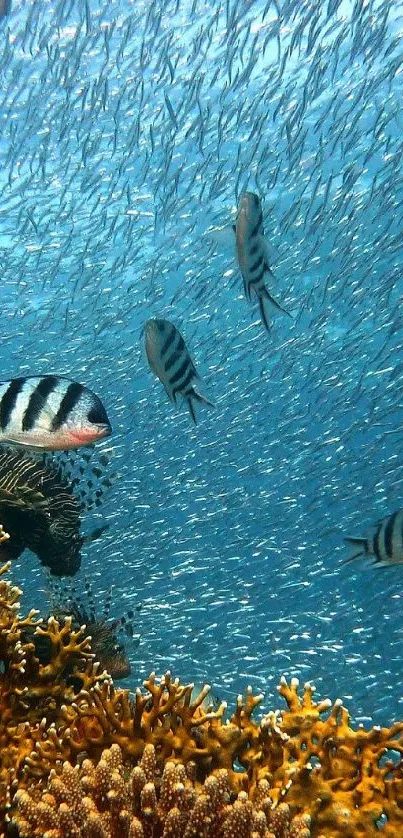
[253, 194, 259, 205]
[87, 401, 109, 426]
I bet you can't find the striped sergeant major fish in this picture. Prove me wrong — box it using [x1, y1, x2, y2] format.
[235, 191, 291, 331]
[144, 319, 214, 424]
[344, 509, 403, 567]
[0, 375, 111, 451]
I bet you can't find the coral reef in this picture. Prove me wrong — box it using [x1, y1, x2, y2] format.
[12, 743, 312, 838]
[1, 561, 403, 837]
[25, 574, 137, 682]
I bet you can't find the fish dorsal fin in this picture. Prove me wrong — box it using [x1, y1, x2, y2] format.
[207, 225, 236, 252]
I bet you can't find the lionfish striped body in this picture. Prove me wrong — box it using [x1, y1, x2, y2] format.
[0, 445, 112, 575]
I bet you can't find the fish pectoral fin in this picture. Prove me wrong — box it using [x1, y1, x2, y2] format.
[260, 233, 280, 270]
[83, 523, 110, 544]
[206, 225, 236, 255]
[13, 485, 49, 510]
[0, 484, 48, 511]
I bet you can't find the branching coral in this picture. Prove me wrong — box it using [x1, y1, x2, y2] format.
[0, 561, 109, 825]
[12, 743, 311, 838]
[1, 561, 403, 837]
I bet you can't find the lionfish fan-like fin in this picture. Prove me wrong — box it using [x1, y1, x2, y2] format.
[341, 537, 369, 565]
[44, 572, 141, 646]
[45, 574, 88, 622]
[43, 446, 115, 512]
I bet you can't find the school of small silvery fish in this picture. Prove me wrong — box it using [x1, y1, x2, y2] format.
[1, 0, 403, 721]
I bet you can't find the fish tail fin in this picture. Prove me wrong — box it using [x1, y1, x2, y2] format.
[342, 537, 368, 565]
[261, 285, 292, 317]
[259, 288, 291, 330]
[258, 295, 271, 331]
[187, 397, 197, 424]
[187, 380, 215, 423]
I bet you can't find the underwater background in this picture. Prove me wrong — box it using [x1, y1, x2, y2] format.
[1, 0, 403, 727]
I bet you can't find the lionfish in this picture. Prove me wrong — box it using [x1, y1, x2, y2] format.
[34, 576, 140, 681]
[0, 444, 112, 575]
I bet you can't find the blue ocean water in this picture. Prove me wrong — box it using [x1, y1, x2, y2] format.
[1, 0, 403, 727]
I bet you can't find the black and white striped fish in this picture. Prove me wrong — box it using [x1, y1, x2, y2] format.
[344, 509, 403, 567]
[0, 375, 111, 451]
[235, 192, 291, 331]
[144, 319, 214, 423]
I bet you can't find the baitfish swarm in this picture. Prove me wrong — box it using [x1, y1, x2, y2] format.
[0, 375, 111, 451]
[144, 318, 214, 423]
[0, 445, 111, 575]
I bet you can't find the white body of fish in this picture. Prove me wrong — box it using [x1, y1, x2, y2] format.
[0, 375, 111, 451]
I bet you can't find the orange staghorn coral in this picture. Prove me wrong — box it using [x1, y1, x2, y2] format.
[2, 561, 403, 836]
[0, 561, 109, 826]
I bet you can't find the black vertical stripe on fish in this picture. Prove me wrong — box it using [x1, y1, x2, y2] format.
[51, 382, 84, 431]
[161, 325, 177, 357]
[249, 243, 259, 256]
[165, 351, 182, 373]
[168, 357, 192, 386]
[249, 211, 263, 238]
[384, 510, 399, 558]
[172, 368, 195, 402]
[249, 268, 265, 286]
[373, 525, 383, 563]
[0, 378, 25, 430]
[250, 255, 265, 273]
[22, 376, 59, 432]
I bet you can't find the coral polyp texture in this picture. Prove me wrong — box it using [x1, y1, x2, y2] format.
[0, 561, 403, 837]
